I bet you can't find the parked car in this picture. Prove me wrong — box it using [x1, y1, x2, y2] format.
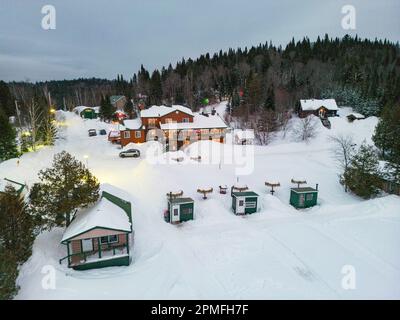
[88, 129, 97, 137]
[321, 118, 331, 129]
[99, 129, 107, 135]
[119, 149, 140, 158]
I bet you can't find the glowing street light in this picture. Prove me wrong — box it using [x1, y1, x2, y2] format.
[83, 155, 89, 168]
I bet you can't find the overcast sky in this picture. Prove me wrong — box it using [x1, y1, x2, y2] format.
[0, 0, 399, 82]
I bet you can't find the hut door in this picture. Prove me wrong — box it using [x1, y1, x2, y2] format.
[236, 198, 245, 214]
[299, 194, 305, 207]
[82, 239, 93, 252]
[172, 205, 180, 222]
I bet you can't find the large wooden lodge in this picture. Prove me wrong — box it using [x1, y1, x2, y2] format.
[119, 105, 228, 150]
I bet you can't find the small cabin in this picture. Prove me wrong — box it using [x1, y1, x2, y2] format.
[290, 186, 318, 209]
[73, 106, 99, 119]
[298, 99, 338, 118]
[347, 113, 365, 122]
[231, 190, 259, 215]
[60, 190, 133, 270]
[165, 197, 194, 224]
[234, 129, 255, 145]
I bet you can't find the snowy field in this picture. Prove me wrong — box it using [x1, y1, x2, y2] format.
[1, 103, 399, 299]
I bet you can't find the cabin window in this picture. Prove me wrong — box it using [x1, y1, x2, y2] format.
[245, 201, 256, 208]
[182, 118, 190, 123]
[123, 131, 130, 139]
[100, 235, 119, 244]
[306, 193, 314, 201]
[148, 119, 157, 127]
[165, 118, 173, 123]
[135, 131, 141, 138]
[238, 200, 244, 206]
[173, 208, 179, 216]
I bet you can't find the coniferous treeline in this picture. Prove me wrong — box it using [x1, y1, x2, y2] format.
[3, 34, 400, 118]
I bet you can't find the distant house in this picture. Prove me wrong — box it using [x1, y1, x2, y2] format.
[347, 112, 365, 122]
[298, 99, 338, 118]
[60, 189, 133, 270]
[0, 178, 27, 197]
[73, 106, 99, 119]
[110, 95, 127, 110]
[234, 129, 255, 145]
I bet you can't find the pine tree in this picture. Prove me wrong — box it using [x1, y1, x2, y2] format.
[124, 98, 134, 118]
[0, 81, 14, 117]
[38, 111, 58, 146]
[100, 96, 115, 121]
[0, 185, 35, 262]
[29, 151, 100, 228]
[343, 143, 381, 199]
[0, 109, 18, 161]
[264, 85, 275, 110]
[0, 247, 19, 300]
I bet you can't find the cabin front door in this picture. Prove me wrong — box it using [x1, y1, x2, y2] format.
[236, 198, 245, 214]
[171, 205, 180, 223]
[81, 238, 93, 252]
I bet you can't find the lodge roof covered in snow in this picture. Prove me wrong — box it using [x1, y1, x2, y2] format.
[123, 118, 142, 130]
[61, 196, 131, 242]
[160, 113, 227, 130]
[300, 99, 338, 111]
[140, 105, 194, 118]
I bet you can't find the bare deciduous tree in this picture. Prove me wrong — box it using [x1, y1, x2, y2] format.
[27, 99, 43, 150]
[329, 134, 357, 192]
[292, 115, 318, 142]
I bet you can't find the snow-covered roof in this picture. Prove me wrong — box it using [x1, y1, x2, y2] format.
[235, 129, 255, 140]
[347, 112, 365, 119]
[108, 130, 120, 138]
[160, 113, 227, 130]
[141, 105, 194, 118]
[61, 196, 131, 242]
[73, 106, 93, 114]
[300, 99, 338, 111]
[123, 118, 142, 130]
[110, 95, 126, 104]
[0, 178, 25, 193]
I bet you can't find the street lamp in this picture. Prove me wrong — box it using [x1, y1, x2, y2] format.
[83, 155, 89, 168]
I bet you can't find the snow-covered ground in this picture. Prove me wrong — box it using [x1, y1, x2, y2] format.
[2, 103, 399, 299]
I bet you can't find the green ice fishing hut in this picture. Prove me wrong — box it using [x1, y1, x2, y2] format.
[231, 188, 259, 215]
[290, 184, 318, 209]
[165, 196, 194, 224]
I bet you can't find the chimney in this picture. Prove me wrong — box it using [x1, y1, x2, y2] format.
[315, 183, 319, 191]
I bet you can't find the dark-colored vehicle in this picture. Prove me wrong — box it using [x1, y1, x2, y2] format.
[321, 118, 331, 129]
[99, 129, 107, 135]
[88, 129, 97, 137]
[119, 149, 140, 158]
